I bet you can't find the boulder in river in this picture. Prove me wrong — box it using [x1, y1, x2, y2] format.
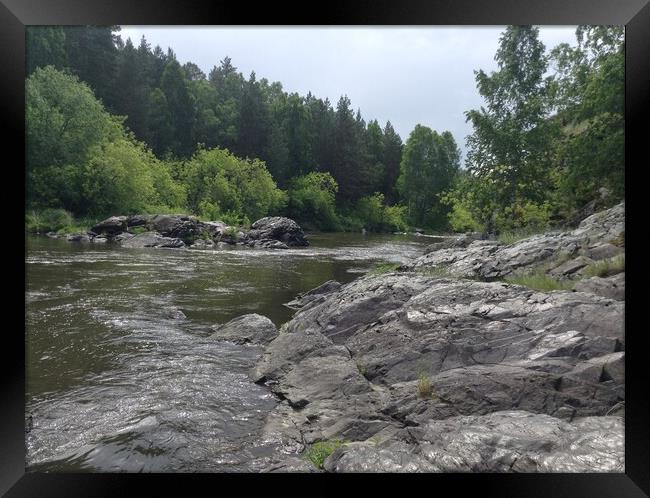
[248, 217, 309, 247]
[211, 314, 279, 346]
[91, 216, 128, 236]
[66, 233, 91, 243]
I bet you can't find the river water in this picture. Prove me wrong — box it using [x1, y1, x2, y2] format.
[25, 232, 435, 472]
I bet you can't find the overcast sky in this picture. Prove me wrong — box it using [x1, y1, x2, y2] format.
[118, 26, 578, 160]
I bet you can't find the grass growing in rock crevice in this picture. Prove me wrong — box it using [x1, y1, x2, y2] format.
[371, 262, 402, 275]
[305, 439, 347, 469]
[497, 227, 549, 245]
[583, 255, 625, 278]
[417, 372, 435, 398]
[504, 272, 575, 292]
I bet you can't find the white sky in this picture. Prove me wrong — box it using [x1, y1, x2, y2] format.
[118, 26, 578, 159]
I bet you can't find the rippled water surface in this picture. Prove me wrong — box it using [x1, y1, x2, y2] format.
[25, 232, 435, 472]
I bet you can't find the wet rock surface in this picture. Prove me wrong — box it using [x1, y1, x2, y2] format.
[211, 314, 279, 346]
[250, 202, 625, 472]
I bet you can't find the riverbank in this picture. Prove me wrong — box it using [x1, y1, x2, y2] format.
[239, 201, 625, 472]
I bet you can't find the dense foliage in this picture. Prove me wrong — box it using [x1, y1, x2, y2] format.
[25, 25, 623, 234]
[449, 25, 624, 233]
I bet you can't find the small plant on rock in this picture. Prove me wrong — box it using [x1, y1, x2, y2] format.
[371, 262, 402, 275]
[305, 439, 347, 469]
[417, 372, 434, 398]
[583, 254, 625, 278]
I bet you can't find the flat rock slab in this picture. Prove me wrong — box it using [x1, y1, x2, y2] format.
[324, 410, 624, 473]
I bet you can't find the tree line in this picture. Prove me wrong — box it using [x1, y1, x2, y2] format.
[26, 25, 623, 234]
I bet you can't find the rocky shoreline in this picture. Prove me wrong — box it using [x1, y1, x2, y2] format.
[48, 214, 309, 250]
[215, 202, 625, 472]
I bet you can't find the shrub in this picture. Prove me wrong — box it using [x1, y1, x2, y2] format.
[25, 208, 73, 232]
[285, 172, 340, 231]
[305, 440, 346, 469]
[447, 201, 484, 233]
[353, 193, 409, 233]
[184, 147, 286, 223]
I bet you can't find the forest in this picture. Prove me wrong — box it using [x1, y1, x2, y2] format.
[25, 25, 624, 235]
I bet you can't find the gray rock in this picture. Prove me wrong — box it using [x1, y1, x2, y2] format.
[252, 268, 623, 469]
[324, 410, 624, 473]
[586, 243, 624, 261]
[284, 280, 342, 310]
[66, 233, 91, 243]
[92, 236, 108, 244]
[126, 214, 154, 228]
[113, 232, 135, 243]
[91, 216, 128, 236]
[120, 231, 185, 249]
[548, 256, 594, 277]
[249, 239, 290, 249]
[407, 202, 624, 281]
[165, 308, 187, 320]
[189, 239, 215, 250]
[212, 314, 278, 346]
[248, 217, 309, 247]
[574, 273, 625, 301]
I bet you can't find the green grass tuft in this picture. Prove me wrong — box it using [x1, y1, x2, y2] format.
[497, 227, 547, 245]
[583, 254, 625, 278]
[371, 262, 402, 274]
[304, 439, 347, 469]
[504, 272, 575, 292]
[417, 372, 435, 398]
[128, 226, 148, 235]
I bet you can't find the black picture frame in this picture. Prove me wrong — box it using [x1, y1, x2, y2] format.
[3, 0, 648, 495]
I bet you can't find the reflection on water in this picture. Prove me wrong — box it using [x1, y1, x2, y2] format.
[25, 232, 434, 471]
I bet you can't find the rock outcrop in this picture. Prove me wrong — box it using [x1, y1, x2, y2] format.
[67, 214, 309, 250]
[409, 202, 625, 281]
[249, 202, 625, 472]
[324, 410, 623, 472]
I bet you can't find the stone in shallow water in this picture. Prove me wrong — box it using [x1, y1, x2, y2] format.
[212, 314, 278, 346]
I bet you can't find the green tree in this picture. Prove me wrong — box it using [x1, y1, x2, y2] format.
[26, 66, 123, 212]
[285, 172, 340, 230]
[182, 147, 286, 223]
[464, 25, 557, 232]
[26, 27, 67, 75]
[382, 121, 403, 203]
[160, 58, 196, 157]
[549, 25, 624, 213]
[397, 125, 460, 228]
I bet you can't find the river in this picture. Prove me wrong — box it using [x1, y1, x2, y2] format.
[25, 232, 436, 472]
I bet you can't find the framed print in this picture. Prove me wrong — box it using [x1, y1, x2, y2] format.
[2, 0, 648, 495]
